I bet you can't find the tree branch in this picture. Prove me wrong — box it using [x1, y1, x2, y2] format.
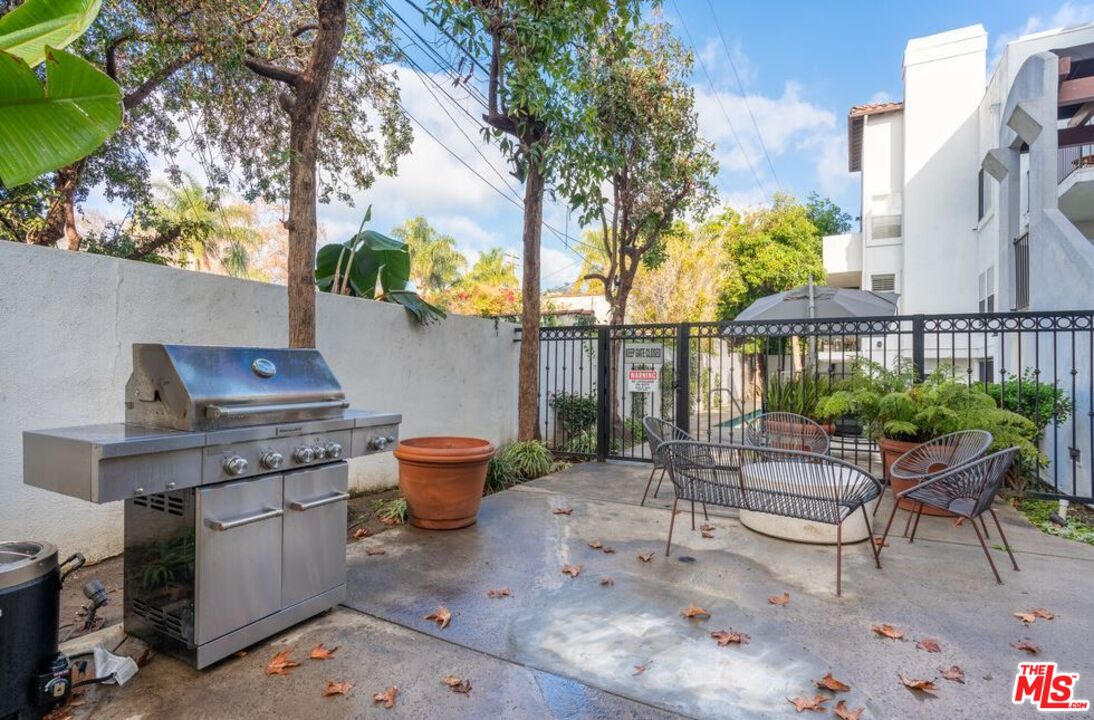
[124, 47, 202, 110]
[244, 55, 302, 87]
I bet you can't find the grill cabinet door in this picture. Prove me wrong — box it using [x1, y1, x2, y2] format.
[282, 462, 348, 607]
[196, 475, 283, 644]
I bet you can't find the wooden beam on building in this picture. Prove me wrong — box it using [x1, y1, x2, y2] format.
[1059, 55, 1072, 80]
[1059, 75, 1094, 106]
[1059, 123, 1094, 148]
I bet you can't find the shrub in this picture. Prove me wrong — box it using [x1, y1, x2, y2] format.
[562, 429, 597, 454]
[500, 440, 552, 480]
[371, 497, 407, 524]
[549, 392, 597, 437]
[485, 453, 520, 494]
[763, 373, 833, 420]
[985, 369, 1073, 433]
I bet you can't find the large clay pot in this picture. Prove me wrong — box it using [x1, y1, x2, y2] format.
[394, 437, 495, 530]
[878, 436, 953, 516]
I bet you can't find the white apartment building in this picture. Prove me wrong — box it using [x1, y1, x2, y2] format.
[825, 22, 1094, 315]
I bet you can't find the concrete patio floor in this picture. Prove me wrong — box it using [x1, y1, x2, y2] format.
[70, 461, 1094, 719]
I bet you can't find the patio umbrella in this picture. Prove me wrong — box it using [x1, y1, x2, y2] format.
[732, 281, 899, 321]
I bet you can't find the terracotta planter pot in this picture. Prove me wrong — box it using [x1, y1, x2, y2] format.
[878, 436, 954, 516]
[394, 437, 495, 530]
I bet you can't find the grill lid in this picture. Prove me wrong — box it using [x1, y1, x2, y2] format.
[125, 344, 348, 431]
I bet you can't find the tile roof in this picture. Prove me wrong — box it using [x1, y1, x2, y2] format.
[849, 101, 904, 118]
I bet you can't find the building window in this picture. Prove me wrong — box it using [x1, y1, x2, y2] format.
[978, 267, 995, 313]
[871, 273, 896, 293]
[871, 214, 902, 240]
[978, 358, 995, 384]
[977, 168, 993, 221]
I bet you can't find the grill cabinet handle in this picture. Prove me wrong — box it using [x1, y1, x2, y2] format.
[205, 399, 349, 419]
[288, 491, 350, 512]
[206, 507, 284, 531]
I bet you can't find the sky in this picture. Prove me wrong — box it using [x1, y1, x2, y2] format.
[86, 0, 1094, 290]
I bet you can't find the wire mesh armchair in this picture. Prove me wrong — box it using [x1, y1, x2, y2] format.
[745, 412, 831, 455]
[879, 447, 1021, 584]
[887, 430, 993, 532]
[641, 418, 706, 525]
[660, 441, 883, 595]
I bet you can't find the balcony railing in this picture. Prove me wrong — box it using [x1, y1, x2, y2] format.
[1013, 232, 1029, 311]
[1058, 143, 1094, 184]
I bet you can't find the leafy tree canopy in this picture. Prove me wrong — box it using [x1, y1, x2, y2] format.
[391, 216, 466, 298]
[715, 192, 826, 320]
[804, 191, 852, 237]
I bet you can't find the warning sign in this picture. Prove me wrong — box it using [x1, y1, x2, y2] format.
[622, 344, 664, 365]
[627, 368, 658, 393]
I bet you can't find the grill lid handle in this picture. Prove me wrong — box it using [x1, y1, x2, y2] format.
[205, 399, 349, 420]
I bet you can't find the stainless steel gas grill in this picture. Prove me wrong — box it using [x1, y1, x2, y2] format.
[23, 344, 401, 668]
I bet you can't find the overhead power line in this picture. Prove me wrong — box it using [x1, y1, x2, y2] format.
[705, 0, 779, 187]
[669, 0, 769, 202]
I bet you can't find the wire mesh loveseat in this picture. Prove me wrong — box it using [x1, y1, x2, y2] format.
[660, 441, 884, 595]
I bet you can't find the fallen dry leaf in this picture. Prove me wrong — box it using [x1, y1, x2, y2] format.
[487, 587, 511, 599]
[587, 539, 603, 549]
[425, 606, 452, 629]
[899, 673, 938, 694]
[700, 522, 715, 532]
[1031, 608, 1056, 621]
[561, 564, 583, 578]
[234, 650, 248, 658]
[136, 647, 154, 667]
[1013, 611, 1037, 624]
[916, 638, 942, 653]
[871, 623, 904, 640]
[600, 576, 614, 587]
[786, 694, 828, 712]
[710, 629, 750, 646]
[352, 527, 370, 539]
[873, 536, 889, 548]
[637, 552, 654, 562]
[1011, 640, 1040, 654]
[832, 700, 864, 720]
[378, 516, 400, 526]
[681, 602, 711, 620]
[602, 546, 616, 554]
[366, 547, 386, 556]
[939, 665, 966, 683]
[309, 644, 339, 660]
[443, 675, 472, 694]
[768, 592, 790, 606]
[633, 660, 652, 676]
[952, 517, 966, 528]
[815, 672, 850, 693]
[372, 686, 398, 708]
[552, 507, 573, 515]
[264, 650, 301, 676]
[324, 680, 352, 697]
[700, 529, 714, 538]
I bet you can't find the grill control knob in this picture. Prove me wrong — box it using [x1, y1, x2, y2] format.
[324, 442, 343, 459]
[368, 436, 388, 451]
[293, 447, 315, 464]
[312, 446, 327, 460]
[260, 451, 284, 470]
[223, 456, 249, 476]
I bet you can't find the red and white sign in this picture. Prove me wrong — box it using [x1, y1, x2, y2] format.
[1012, 662, 1089, 712]
[627, 369, 658, 393]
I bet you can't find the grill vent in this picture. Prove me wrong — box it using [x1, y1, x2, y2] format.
[871, 274, 896, 293]
[132, 493, 185, 516]
[131, 598, 190, 642]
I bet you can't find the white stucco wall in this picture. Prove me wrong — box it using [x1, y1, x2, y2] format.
[0, 242, 519, 561]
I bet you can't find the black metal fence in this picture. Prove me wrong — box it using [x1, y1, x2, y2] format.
[538, 310, 1094, 503]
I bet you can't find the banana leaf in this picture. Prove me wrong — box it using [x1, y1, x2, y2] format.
[0, 47, 121, 187]
[0, 0, 101, 67]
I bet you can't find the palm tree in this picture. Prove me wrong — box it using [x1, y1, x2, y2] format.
[391, 216, 466, 295]
[152, 175, 263, 278]
[464, 248, 519, 287]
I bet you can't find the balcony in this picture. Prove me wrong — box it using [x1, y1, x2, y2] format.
[822, 232, 862, 288]
[1057, 144, 1094, 225]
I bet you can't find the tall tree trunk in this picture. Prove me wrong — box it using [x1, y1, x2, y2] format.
[26, 162, 83, 247]
[517, 160, 545, 440]
[286, 111, 320, 348]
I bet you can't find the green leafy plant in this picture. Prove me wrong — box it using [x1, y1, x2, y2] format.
[1017, 498, 1094, 547]
[562, 429, 597, 454]
[763, 374, 833, 421]
[499, 440, 552, 480]
[985, 369, 1073, 434]
[549, 392, 597, 438]
[315, 206, 446, 325]
[485, 453, 520, 494]
[0, 0, 122, 187]
[371, 496, 408, 525]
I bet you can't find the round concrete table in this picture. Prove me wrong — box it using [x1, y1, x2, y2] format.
[738, 461, 877, 545]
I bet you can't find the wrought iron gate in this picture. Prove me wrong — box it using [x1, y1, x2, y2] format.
[538, 310, 1094, 503]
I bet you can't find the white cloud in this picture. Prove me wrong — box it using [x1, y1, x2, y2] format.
[868, 90, 893, 105]
[991, 2, 1094, 68]
[540, 247, 581, 287]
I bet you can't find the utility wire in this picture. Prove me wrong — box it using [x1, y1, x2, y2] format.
[669, 0, 769, 202]
[705, 0, 779, 187]
[399, 0, 491, 75]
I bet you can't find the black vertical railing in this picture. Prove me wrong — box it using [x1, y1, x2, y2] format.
[1013, 232, 1029, 311]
